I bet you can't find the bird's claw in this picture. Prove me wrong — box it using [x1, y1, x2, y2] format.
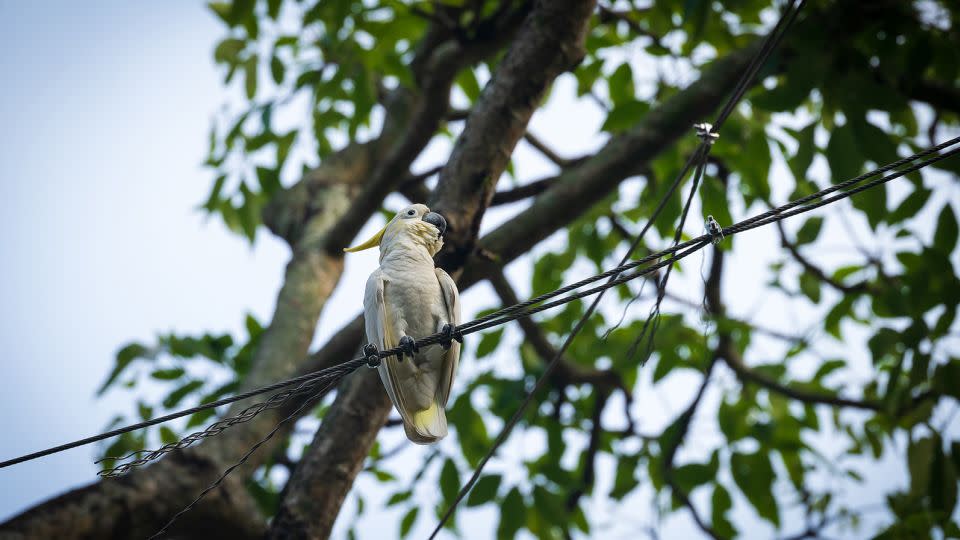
[398, 335, 419, 359]
[439, 324, 463, 350]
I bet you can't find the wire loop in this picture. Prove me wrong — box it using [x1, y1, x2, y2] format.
[705, 215, 724, 244]
[363, 344, 381, 368]
[439, 324, 464, 350]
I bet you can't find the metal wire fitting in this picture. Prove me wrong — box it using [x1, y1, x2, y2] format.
[705, 215, 724, 244]
[439, 324, 464, 350]
[363, 343, 381, 368]
[694, 122, 719, 145]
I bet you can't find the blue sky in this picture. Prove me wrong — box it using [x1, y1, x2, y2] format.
[0, 2, 956, 539]
[0, 0, 289, 520]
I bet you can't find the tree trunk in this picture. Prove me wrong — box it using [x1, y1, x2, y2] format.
[2, 5, 781, 539]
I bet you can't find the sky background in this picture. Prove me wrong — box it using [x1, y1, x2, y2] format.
[0, 2, 957, 539]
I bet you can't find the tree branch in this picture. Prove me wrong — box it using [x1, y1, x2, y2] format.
[323, 3, 528, 256]
[486, 269, 632, 397]
[775, 221, 871, 295]
[267, 2, 598, 537]
[430, 0, 596, 269]
[523, 131, 585, 168]
[490, 177, 556, 205]
[662, 358, 721, 540]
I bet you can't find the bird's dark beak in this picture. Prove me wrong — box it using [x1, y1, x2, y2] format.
[423, 212, 447, 236]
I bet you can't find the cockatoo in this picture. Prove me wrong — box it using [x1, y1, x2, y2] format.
[344, 204, 461, 444]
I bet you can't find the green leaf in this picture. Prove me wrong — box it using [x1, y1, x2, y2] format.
[98, 343, 149, 395]
[400, 507, 418, 538]
[852, 177, 888, 228]
[159, 426, 178, 445]
[814, 359, 845, 380]
[608, 63, 635, 107]
[711, 484, 736, 538]
[788, 123, 816, 182]
[751, 77, 809, 112]
[851, 117, 899, 165]
[370, 468, 396, 482]
[731, 451, 779, 526]
[931, 437, 958, 515]
[799, 272, 822, 303]
[244, 55, 258, 99]
[701, 177, 733, 230]
[440, 458, 460, 503]
[795, 217, 824, 246]
[270, 55, 284, 84]
[137, 402, 153, 420]
[247, 479, 279, 518]
[602, 100, 648, 134]
[386, 490, 412, 506]
[162, 380, 204, 408]
[214, 38, 245, 64]
[673, 454, 718, 494]
[208, 2, 233, 25]
[203, 175, 227, 212]
[256, 166, 281, 196]
[933, 204, 958, 255]
[889, 186, 931, 223]
[267, 0, 282, 20]
[574, 60, 603, 97]
[466, 474, 501, 507]
[609, 454, 640, 499]
[150, 368, 185, 381]
[476, 328, 503, 358]
[825, 123, 863, 182]
[498, 487, 526, 540]
[456, 68, 481, 102]
[908, 436, 934, 495]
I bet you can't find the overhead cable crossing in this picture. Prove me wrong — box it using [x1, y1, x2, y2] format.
[1, 135, 955, 476]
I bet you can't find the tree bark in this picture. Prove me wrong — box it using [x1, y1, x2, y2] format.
[2, 6, 823, 540]
[0, 11, 524, 540]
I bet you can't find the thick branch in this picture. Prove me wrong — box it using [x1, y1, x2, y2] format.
[0, 12, 532, 539]
[430, 0, 596, 268]
[322, 7, 532, 254]
[267, 2, 597, 537]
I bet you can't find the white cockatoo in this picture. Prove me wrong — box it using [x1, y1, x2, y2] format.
[344, 203, 461, 444]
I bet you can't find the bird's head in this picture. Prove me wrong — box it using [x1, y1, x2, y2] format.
[343, 203, 447, 258]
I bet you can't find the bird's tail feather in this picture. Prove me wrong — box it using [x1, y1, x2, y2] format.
[404, 401, 447, 444]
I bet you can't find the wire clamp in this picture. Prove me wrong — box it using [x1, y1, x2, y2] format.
[694, 122, 719, 145]
[439, 323, 464, 350]
[363, 343, 381, 368]
[705, 215, 724, 244]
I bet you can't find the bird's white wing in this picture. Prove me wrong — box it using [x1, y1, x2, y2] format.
[435, 267, 461, 407]
[365, 270, 416, 429]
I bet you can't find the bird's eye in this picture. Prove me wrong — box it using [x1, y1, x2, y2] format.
[407, 210, 416, 216]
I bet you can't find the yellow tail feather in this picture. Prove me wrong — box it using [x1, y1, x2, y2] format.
[410, 402, 447, 442]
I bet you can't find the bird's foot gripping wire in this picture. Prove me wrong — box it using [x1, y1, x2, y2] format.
[397, 336, 419, 359]
[363, 344, 381, 368]
[705, 215, 724, 245]
[439, 324, 464, 350]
